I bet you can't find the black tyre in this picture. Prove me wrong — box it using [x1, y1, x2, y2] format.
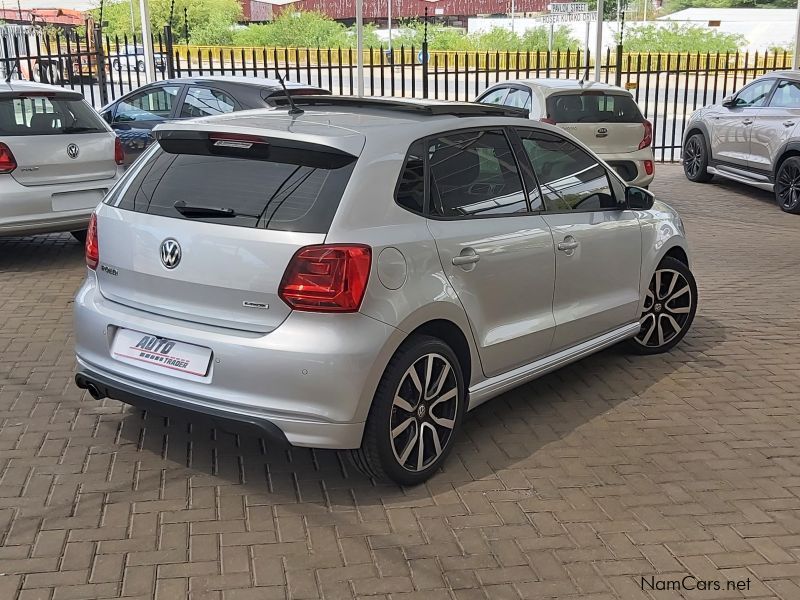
[624, 256, 698, 355]
[351, 335, 465, 485]
[136, 60, 145, 72]
[683, 133, 713, 183]
[774, 156, 800, 214]
[70, 230, 87, 244]
[112, 59, 121, 71]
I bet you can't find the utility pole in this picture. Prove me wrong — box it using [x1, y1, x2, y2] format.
[356, 0, 364, 96]
[794, 0, 800, 70]
[183, 7, 188, 43]
[594, 0, 604, 81]
[139, 0, 155, 82]
[511, 0, 516, 33]
[387, 0, 392, 62]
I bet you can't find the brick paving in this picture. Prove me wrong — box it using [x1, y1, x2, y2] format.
[1, 164, 800, 600]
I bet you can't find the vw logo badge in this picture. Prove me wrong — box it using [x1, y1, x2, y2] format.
[66, 143, 80, 159]
[160, 239, 181, 269]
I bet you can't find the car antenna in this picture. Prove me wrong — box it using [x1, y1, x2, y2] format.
[579, 63, 589, 86]
[276, 72, 304, 116]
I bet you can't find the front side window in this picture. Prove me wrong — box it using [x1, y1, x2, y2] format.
[180, 87, 237, 118]
[733, 79, 775, 108]
[114, 86, 181, 123]
[479, 87, 510, 106]
[428, 130, 528, 218]
[517, 130, 619, 212]
[769, 79, 800, 108]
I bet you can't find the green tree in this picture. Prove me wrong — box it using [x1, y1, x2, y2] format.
[231, 11, 379, 48]
[393, 22, 579, 51]
[623, 23, 746, 53]
[664, 0, 795, 10]
[94, 0, 241, 40]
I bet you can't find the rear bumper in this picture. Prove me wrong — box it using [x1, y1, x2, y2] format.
[73, 275, 405, 449]
[598, 149, 655, 187]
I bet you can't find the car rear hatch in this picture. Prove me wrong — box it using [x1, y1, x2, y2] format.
[0, 88, 117, 186]
[545, 90, 649, 155]
[95, 120, 364, 333]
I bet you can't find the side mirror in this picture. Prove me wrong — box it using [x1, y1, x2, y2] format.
[722, 95, 736, 108]
[626, 186, 655, 210]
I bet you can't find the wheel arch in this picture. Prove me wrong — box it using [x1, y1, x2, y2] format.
[682, 123, 710, 154]
[662, 245, 689, 268]
[774, 142, 800, 177]
[406, 319, 474, 389]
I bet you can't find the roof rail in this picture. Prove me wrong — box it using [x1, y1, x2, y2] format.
[271, 95, 529, 118]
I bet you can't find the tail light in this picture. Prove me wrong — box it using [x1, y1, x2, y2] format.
[85, 213, 99, 270]
[644, 160, 654, 176]
[639, 119, 653, 150]
[0, 143, 17, 174]
[540, 117, 557, 125]
[114, 137, 124, 165]
[279, 244, 371, 312]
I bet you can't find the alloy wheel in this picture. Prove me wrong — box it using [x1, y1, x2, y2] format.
[776, 161, 800, 211]
[389, 353, 459, 473]
[684, 137, 702, 178]
[634, 268, 693, 349]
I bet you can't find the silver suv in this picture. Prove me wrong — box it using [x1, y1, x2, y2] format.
[683, 70, 800, 214]
[74, 98, 697, 484]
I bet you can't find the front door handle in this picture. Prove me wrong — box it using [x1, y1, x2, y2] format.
[784, 120, 796, 127]
[452, 248, 480, 267]
[742, 119, 754, 125]
[557, 236, 579, 253]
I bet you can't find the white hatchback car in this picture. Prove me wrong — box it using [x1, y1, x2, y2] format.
[0, 80, 124, 240]
[477, 79, 655, 187]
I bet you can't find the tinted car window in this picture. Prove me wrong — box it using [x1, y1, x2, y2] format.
[733, 79, 774, 108]
[428, 130, 528, 217]
[114, 86, 181, 123]
[546, 92, 643, 123]
[505, 88, 532, 110]
[395, 140, 426, 214]
[109, 143, 356, 233]
[517, 130, 618, 212]
[0, 96, 106, 136]
[769, 79, 800, 108]
[180, 87, 237, 118]
[479, 87, 510, 106]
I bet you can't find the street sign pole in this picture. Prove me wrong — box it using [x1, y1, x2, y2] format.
[794, 0, 800, 70]
[595, 0, 604, 81]
[139, 0, 155, 83]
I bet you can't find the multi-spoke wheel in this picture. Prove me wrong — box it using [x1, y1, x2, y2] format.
[625, 257, 698, 355]
[683, 133, 713, 183]
[775, 157, 800, 214]
[352, 336, 465, 485]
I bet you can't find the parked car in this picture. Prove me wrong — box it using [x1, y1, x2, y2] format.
[682, 70, 800, 214]
[0, 80, 124, 239]
[110, 45, 166, 74]
[476, 79, 655, 187]
[73, 97, 696, 485]
[98, 76, 330, 165]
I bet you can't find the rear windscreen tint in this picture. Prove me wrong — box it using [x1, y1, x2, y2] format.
[546, 93, 643, 123]
[108, 145, 356, 233]
[0, 96, 107, 135]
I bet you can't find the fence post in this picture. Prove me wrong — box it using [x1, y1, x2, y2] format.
[422, 8, 429, 99]
[164, 25, 175, 78]
[614, 44, 623, 87]
[93, 24, 109, 105]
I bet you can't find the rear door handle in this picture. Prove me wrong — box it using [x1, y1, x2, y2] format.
[742, 119, 754, 125]
[557, 237, 579, 252]
[784, 121, 796, 127]
[452, 249, 480, 266]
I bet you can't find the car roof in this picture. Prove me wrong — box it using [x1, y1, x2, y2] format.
[756, 70, 800, 82]
[494, 78, 632, 95]
[159, 75, 324, 90]
[0, 79, 82, 98]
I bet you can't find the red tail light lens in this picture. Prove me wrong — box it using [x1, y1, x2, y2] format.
[540, 117, 557, 125]
[644, 160, 654, 175]
[279, 244, 371, 312]
[639, 119, 653, 150]
[114, 137, 124, 165]
[0, 142, 17, 173]
[85, 213, 99, 270]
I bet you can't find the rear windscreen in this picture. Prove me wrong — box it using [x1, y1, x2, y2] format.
[0, 96, 107, 136]
[546, 93, 643, 123]
[108, 143, 356, 233]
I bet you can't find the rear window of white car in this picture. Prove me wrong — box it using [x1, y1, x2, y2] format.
[107, 137, 357, 234]
[546, 92, 643, 124]
[0, 96, 107, 136]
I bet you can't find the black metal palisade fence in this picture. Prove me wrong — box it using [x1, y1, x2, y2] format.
[1, 25, 795, 161]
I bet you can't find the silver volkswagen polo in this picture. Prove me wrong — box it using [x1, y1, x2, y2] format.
[0, 80, 124, 239]
[74, 98, 697, 485]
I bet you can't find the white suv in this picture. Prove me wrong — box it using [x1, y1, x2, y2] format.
[0, 80, 124, 239]
[477, 79, 655, 187]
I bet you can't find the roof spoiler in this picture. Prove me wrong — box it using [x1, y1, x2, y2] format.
[270, 95, 529, 118]
[0, 88, 83, 101]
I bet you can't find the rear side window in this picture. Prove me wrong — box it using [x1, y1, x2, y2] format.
[110, 141, 356, 233]
[395, 141, 426, 214]
[546, 92, 643, 123]
[180, 87, 236, 118]
[0, 96, 106, 136]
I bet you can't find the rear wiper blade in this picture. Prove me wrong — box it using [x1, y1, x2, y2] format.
[173, 200, 236, 218]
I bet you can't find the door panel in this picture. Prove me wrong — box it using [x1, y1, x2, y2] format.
[516, 128, 642, 350]
[425, 129, 556, 377]
[710, 78, 776, 166]
[750, 79, 800, 171]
